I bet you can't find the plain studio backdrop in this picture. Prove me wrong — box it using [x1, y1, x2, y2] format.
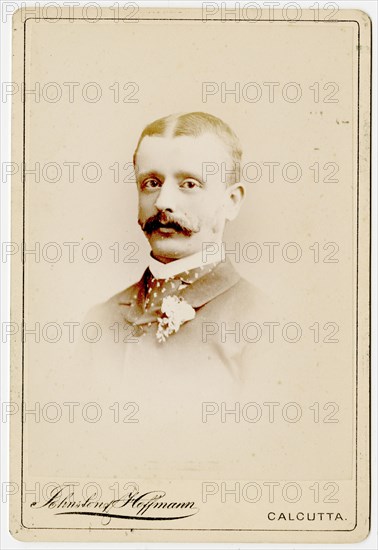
[20, 18, 357, 485]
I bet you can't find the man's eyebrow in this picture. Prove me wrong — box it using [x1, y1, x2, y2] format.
[174, 170, 204, 182]
[137, 171, 164, 182]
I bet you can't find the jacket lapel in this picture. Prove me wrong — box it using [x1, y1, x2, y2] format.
[117, 271, 153, 325]
[180, 258, 240, 308]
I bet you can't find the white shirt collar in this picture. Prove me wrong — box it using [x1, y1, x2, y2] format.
[148, 242, 225, 280]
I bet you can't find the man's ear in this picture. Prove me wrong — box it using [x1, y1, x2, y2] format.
[225, 183, 245, 221]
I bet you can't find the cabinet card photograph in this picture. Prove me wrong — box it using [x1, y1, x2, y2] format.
[8, 4, 371, 544]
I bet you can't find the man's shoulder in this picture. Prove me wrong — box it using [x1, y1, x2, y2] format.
[86, 276, 144, 324]
[107, 279, 142, 307]
[204, 273, 268, 320]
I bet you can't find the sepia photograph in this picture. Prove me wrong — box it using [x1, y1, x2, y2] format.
[2, 2, 373, 545]
[85, 110, 266, 377]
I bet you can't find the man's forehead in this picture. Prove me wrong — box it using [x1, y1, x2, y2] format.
[135, 133, 233, 173]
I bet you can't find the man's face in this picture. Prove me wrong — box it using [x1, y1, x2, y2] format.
[135, 132, 244, 263]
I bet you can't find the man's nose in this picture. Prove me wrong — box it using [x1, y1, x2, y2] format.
[154, 180, 177, 212]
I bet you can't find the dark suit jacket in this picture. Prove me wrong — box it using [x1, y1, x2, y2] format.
[83, 258, 266, 388]
[68, 259, 269, 477]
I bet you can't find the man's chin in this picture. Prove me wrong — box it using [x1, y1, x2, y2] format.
[150, 248, 187, 262]
[148, 236, 196, 262]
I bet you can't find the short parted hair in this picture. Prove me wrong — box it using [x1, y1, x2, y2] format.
[133, 112, 243, 184]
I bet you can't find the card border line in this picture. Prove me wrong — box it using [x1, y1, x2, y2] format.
[18, 15, 369, 535]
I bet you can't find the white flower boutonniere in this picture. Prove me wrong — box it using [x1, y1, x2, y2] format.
[156, 295, 196, 343]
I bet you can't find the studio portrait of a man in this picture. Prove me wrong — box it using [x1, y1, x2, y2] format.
[85, 111, 266, 394]
[11, 8, 370, 537]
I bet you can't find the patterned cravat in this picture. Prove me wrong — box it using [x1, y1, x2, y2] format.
[144, 262, 218, 311]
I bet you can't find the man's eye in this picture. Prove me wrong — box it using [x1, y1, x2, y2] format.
[143, 178, 161, 189]
[181, 179, 201, 190]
